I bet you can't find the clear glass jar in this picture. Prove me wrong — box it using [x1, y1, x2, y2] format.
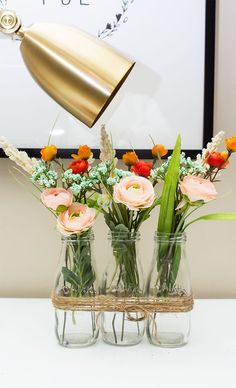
[53, 231, 99, 348]
[99, 231, 145, 346]
[146, 232, 192, 347]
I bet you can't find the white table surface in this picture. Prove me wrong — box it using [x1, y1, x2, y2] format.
[0, 299, 235, 388]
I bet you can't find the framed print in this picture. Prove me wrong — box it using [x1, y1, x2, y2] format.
[0, 0, 216, 158]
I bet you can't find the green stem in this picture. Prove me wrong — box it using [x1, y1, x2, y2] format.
[121, 312, 125, 342]
[112, 313, 118, 344]
[62, 312, 67, 344]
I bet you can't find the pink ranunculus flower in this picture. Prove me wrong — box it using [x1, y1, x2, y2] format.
[180, 176, 217, 203]
[57, 203, 96, 236]
[113, 176, 155, 211]
[41, 188, 73, 211]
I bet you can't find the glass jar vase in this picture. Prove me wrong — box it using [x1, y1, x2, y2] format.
[99, 231, 145, 346]
[146, 232, 193, 347]
[53, 231, 99, 348]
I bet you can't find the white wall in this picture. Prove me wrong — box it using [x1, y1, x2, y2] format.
[0, 0, 236, 298]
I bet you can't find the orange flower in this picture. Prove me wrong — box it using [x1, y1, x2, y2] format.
[122, 151, 139, 166]
[225, 136, 236, 152]
[72, 145, 92, 160]
[40, 145, 57, 162]
[152, 144, 168, 158]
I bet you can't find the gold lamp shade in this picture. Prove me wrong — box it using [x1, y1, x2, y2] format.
[0, 10, 135, 128]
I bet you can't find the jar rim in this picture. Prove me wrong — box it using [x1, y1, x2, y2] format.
[154, 231, 186, 242]
[108, 230, 140, 241]
[61, 231, 94, 242]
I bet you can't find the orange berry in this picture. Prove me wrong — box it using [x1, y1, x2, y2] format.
[225, 136, 236, 152]
[40, 145, 57, 162]
[72, 145, 92, 160]
[122, 151, 139, 166]
[152, 144, 168, 158]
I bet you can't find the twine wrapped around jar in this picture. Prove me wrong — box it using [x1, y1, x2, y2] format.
[51, 294, 194, 319]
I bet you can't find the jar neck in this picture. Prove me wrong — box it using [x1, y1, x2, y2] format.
[154, 232, 186, 244]
[61, 230, 94, 243]
[108, 230, 140, 242]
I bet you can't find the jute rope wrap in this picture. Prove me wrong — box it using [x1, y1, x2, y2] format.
[51, 294, 194, 315]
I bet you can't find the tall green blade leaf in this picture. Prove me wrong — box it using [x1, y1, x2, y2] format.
[157, 134, 181, 233]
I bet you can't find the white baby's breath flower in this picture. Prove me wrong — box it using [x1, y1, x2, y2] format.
[88, 153, 95, 165]
[0, 136, 37, 174]
[202, 131, 225, 159]
[196, 153, 202, 163]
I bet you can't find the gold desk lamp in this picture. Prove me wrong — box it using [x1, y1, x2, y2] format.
[0, 9, 135, 128]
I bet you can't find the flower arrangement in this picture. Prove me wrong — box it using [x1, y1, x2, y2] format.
[0, 136, 98, 302]
[149, 132, 236, 297]
[1, 130, 235, 287]
[0, 128, 163, 299]
[1, 128, 236, 347]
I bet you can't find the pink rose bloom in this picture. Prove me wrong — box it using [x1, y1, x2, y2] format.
[41, 188, 73, 210]
[180, 176, 217, 202]
[57, 203, 96, 236]
[113, 176, 155, 211]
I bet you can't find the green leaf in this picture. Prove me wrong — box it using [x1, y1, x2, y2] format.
[61, 267, 81, 289]
[87, 193, 101, 211]
[143, 196, 161, 215]
[136, 197, 161, 227]
[104, 213, 116, 230]
[86, 198, 101, 211]
[114, 224, 129, 233]
[158, 135, 181, 234]
[56, 205, 68, 213]
[184, 212, 236, 230]
[82, 271, 96, 288]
